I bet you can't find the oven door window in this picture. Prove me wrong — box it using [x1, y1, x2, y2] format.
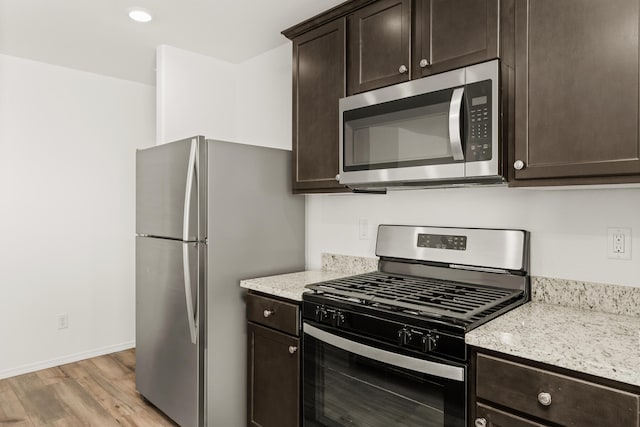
[343, 87, 464, 172]
[303, 325, 465, 427]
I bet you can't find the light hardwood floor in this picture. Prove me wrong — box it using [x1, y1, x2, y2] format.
[0, 349, 178, 426]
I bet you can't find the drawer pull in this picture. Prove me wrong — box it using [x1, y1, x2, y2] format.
[538, 392, 552, 406]
[263, 309, 274, 318]
[474, 418, 487, 427]
[288, 346, 298, 354]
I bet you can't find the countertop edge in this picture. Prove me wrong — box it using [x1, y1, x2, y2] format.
[466, 302, 640, 389]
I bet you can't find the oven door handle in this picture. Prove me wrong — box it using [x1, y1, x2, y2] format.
[448, 87, 465, 161]
[304, 323, 464, 382]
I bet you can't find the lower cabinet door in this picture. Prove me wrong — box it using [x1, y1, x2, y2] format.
[475, 403, 550, 427]
[247, 323, 300, 427]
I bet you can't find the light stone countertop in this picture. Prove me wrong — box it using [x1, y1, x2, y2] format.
[240, 253, 378, 301]
[240, 270, 360, 301]
[466, 302, 640, 387]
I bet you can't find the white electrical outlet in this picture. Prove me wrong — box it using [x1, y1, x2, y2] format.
[607, 228, 632, 260]
[57, 313, 69, 330]
[358, 218, 369, 240]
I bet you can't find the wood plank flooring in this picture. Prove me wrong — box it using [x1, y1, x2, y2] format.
[0, 349, 178, 426]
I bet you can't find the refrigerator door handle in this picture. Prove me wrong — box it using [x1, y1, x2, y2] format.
[183, 243, 198, 344]
[182, 139, 197, 241]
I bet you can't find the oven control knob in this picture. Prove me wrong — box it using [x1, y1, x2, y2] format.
[331, 311, 346, 327]
[421, 333, 439, 353]
[397, 328, 412, 346]
[315, 306, 329, 323]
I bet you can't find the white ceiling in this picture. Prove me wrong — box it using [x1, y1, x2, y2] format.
[0, 0, 346, 85]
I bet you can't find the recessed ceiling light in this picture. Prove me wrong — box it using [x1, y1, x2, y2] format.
[128, 8, 152, 23]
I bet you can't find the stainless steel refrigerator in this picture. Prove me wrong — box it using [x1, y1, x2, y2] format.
[135, 136, 305, 426]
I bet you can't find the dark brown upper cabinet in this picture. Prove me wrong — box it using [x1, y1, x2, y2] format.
[348, 0, 499, 95]
[290, 19, 348, 193]
[511, 0, 640, 185]
[413, 0, 499, 79]
[347, 0, 412, 95]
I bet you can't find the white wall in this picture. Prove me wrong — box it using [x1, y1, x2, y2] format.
[157, 45, 236, 144]
[157, 43, 292, 150]
[0, 54, 155, 378]
[306, 186, 640, 287]
[235, 43, 292, 149]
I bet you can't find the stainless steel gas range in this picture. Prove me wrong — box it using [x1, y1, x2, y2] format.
[302, 225, 530, 427]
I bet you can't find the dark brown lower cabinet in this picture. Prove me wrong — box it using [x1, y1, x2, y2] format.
[247, 293, 300, 427]
[475, 402, 550, 427]
[472, 350, 640, 427]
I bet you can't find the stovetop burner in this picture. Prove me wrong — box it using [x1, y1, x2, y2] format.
[307, 271, 523, 321]
[303, 225, 529, 363]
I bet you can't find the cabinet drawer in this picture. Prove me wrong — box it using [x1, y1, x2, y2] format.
[476, 353, 640, 427]
[247, 293, 299, 336]
[475, 402, 550, 427]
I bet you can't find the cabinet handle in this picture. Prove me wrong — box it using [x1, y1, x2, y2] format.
[538, 392, 552, 406]
[335, 174, 340, 181]
[514, 160, 525, 170]
[419, 59, 429, 68]
[263, 309, 274, 318]
[474, 418, 487, 427]
[399, 65, 408, 74]
[288, 346, 298, 354]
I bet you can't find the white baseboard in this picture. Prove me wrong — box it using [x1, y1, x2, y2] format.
[0, 341, 136, 380]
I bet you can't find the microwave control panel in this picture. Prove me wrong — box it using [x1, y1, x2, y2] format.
[466, 80, 492, 162]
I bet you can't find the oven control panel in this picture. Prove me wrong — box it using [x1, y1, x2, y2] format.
[466, 79, 492, 162]
[417, 233, 467, 251]
[397, 327, 439, 353]
[303, 298, 467, 362]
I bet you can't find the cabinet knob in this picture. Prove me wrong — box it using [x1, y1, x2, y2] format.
[474, 418, 487, 427]
[335, 174, 340, 181]
[419, 59, 429, 68]
[399, 64, 408, 74]
[288, 346, 298, 354]
[263, 309, 274, 318]
[514, 160, 525, 170]
[538, 392, 552, 406]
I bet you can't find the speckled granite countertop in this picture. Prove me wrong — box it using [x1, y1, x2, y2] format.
[239, 253, 378, 301]
[466, 302, 640, 387]
[240, 270, 358, 301]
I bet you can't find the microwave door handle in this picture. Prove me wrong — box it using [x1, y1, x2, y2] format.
[304, 323, 464, 382]
[448, 87, 465, 161]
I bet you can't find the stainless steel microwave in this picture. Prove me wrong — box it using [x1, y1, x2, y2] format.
[338, 60, 502, 189]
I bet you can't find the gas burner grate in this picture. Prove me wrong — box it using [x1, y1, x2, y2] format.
[308, 271, 523, 321]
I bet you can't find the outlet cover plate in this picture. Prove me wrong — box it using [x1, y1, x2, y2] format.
[607, 227, 632, 260]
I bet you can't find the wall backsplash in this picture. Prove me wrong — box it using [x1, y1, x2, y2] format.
[532, 277, 640, 317]
[306, 186, 640, 288]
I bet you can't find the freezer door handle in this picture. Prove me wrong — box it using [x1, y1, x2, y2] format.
[182, 139, 198, 241]
[183, 243, 198, 344]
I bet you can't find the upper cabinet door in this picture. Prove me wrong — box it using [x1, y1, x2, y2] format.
[348, 0, 411, 95]
[292, 19, 348, 193]
[513, 0, 640, 182]
[413, 0, 499, 79]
